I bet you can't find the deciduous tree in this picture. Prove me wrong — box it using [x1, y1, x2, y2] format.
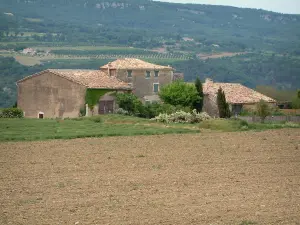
[159, 80, 199, 108]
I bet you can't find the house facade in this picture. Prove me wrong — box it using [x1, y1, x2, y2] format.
[203, 78, 276, 117]
[100, 58, 174, 103]
[17, 69, 131, 118]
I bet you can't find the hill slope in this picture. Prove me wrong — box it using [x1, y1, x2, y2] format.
[1, 0, 300, 53]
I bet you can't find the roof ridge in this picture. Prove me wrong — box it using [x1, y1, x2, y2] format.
[17, 68, 131, 90]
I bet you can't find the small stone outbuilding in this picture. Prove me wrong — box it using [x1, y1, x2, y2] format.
[17, 69, 131, 118]
[203, 78, 276, 117]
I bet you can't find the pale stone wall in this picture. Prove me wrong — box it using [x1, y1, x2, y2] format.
[203, 95, 219, 117]
[101, 68, 173, 102]
[17, 72, 86, 118]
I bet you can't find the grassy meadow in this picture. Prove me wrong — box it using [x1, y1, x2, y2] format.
[0, 115, 199, 142]
[1, 114, 299, 142]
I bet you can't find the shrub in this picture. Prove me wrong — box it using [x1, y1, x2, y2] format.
[256, 99, 271, 123]
[151, 109, 211, 124]
[115, 108, 130, 115]
[115, 93, 143, 115]
[79, 106, 86, 117]
[0, 108, 24, 118]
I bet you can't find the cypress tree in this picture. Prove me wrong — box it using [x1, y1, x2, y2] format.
[217, 87, 231, 118]
[194, 77, 204, 113]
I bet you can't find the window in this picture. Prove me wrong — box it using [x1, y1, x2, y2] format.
[154, 70, 159, 77]
[146, 71, 151, 78]
[153, 83, 159, 93]
[127, 70, 132, 77]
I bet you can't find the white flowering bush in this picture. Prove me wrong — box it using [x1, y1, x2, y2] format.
[115, 108, 130, 115]
[151, 109, 211, 124]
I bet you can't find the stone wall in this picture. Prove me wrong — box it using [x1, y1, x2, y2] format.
[102, 68, 173, 102]
[18, 72, 86, 118]
[203, 95, 219, 117]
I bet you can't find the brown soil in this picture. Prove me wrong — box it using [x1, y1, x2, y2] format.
[198, 52, 247, 59]
[1, 129, 300, 225]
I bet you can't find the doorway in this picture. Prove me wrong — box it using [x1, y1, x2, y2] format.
[38, 112, 44, 119]
[98, 100, 114, 114]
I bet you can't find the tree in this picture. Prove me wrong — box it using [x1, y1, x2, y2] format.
[217, 87, 231, 118]
[159, 80, 200, 108]
[256, 99, 271, 123]
[292, 90, 300, 109]
[193, 77, 203, 113]
[115, 93, 143, 116]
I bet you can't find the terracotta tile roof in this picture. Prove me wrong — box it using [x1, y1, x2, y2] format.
[203, 79, 276, 104]
[100, 58, 173, 70]
[17, 69, 132, 90]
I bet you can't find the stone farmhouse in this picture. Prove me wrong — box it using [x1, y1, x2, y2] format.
[203, 78, 276, 116]
[17, 69, 131, 118]
[100, 58, 174, 103]
[17, 59, 174, 118]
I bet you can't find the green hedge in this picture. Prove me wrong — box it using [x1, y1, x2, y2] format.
[0, 108, 24, 118]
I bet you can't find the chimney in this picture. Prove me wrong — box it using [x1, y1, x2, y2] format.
[107, 62, 111, 76]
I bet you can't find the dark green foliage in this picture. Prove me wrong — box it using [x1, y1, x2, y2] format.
[256, 99, 271, 123]
[172, 54, 300, 90]
[85, 89, 111, 111]
[298, 90, 300, 99]
[193, 77, 204, 113]
[1, 1, 300, 53]
[142, 103, 190, 119]
[0, 108, 23, 118]
[115, 93, 143, 116]
[12, 101, 17, 108]
[79, 106, 86, 117]
[115, 93, 191, 118]
[217, 87, 231, 118]
[159, 80, 199, 108]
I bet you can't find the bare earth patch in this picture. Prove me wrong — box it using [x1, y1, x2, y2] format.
[198, 52, 247, 59]
[0, 129, 300, 225]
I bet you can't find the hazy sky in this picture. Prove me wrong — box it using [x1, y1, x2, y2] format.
[160, 0, 300, 14]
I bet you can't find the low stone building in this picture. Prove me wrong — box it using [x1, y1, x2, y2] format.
[17, 69, 131, 118]
[203, 78, 276, 117]
[100, 58, 174, 103]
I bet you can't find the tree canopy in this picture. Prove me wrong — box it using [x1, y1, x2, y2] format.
[159, 80, 199, 108]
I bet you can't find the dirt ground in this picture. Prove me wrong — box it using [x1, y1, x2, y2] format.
[1, 129, 300, 225]
[197, 52, 247, 59]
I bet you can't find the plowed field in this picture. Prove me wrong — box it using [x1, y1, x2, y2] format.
[1, 129, 300, 225]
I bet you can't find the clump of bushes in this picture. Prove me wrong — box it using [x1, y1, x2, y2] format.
[0, 108, 24, 118]
[115, 93, 191, 119]
[115, 108, 130, 115]
[151, 109, 211, 124]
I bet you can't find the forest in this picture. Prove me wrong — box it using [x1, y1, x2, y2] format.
[1, 0, 300, 53]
